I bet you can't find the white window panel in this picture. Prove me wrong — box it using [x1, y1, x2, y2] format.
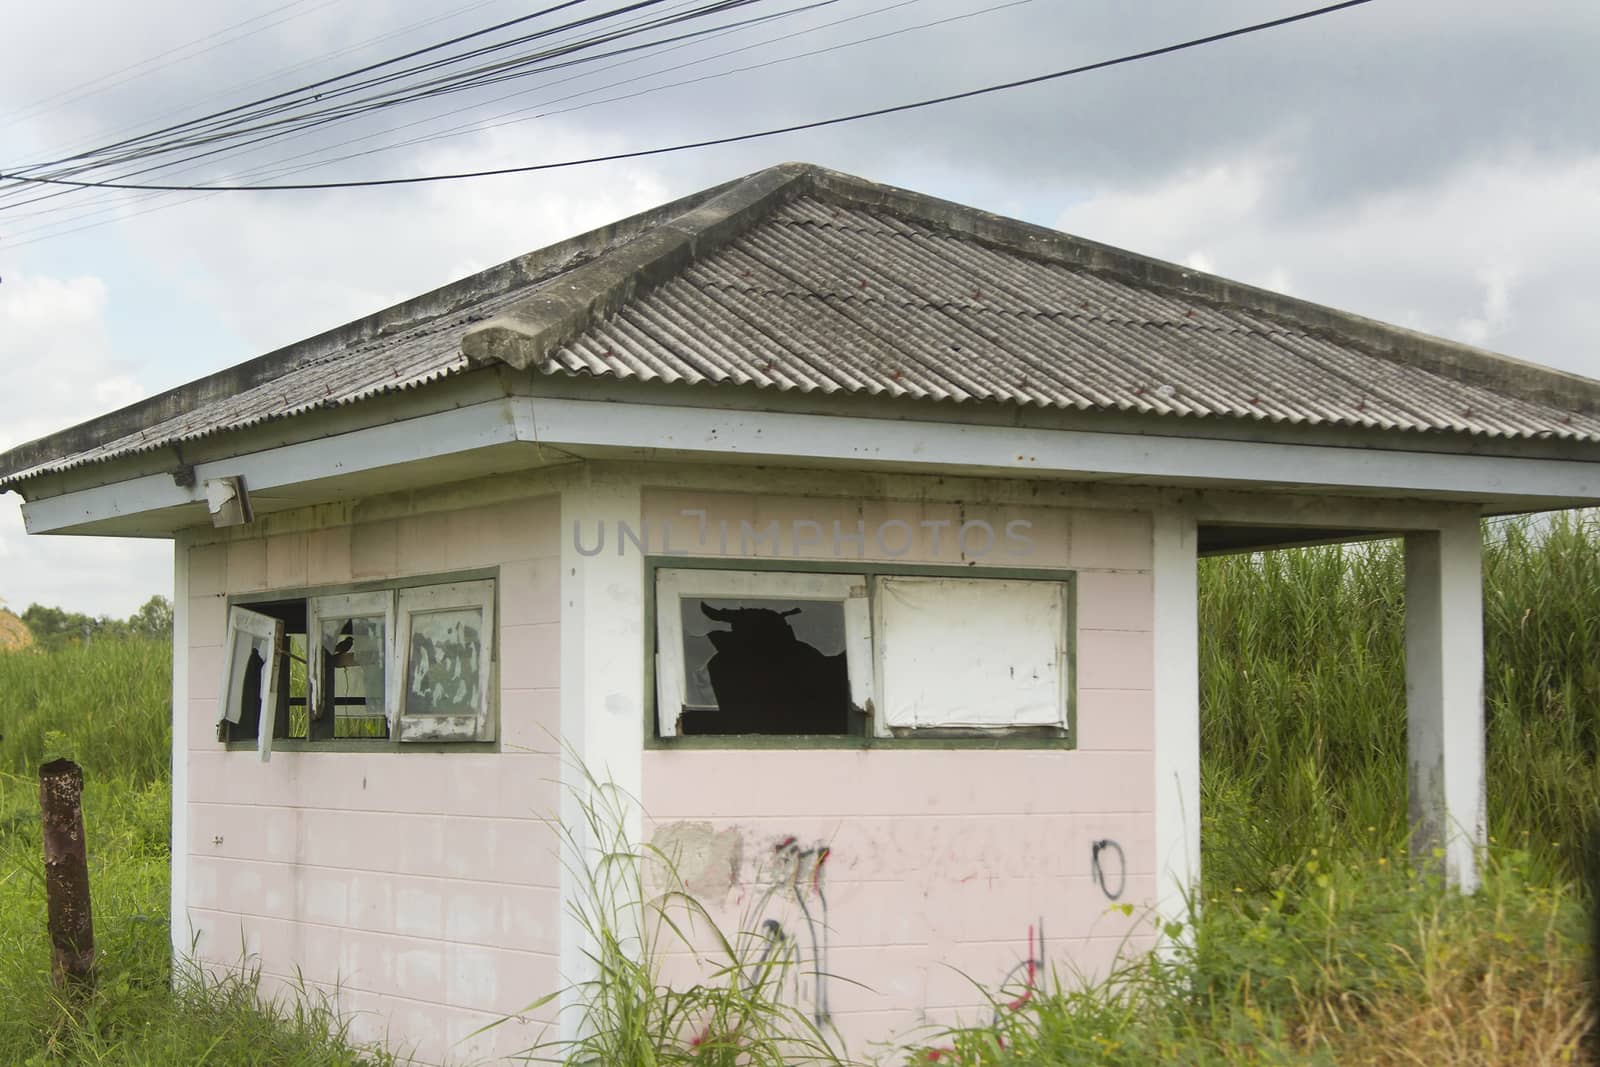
[217, 605, 284, 762]
[396, 579, 496, 742]
[654, 568, 872, 737]
[874, 576, 1069, 732]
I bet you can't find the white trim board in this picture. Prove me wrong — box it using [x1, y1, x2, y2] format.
[22, 396, 1600, 535]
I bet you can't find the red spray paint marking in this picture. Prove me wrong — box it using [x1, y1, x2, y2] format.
[1006, 925, 1037, 1012]
[812, 847, 831, 892]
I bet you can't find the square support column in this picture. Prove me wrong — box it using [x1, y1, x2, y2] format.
[169, 532, 191, 972]
[1404, 516, 1486, 891]
[558, 472, 646, 1038]
[1153, 507, 1201, 926]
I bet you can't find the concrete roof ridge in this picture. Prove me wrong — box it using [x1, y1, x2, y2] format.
[460, 162, 814, 371]
[805, 165, 1600, 417]
[0, 169, 756, 483]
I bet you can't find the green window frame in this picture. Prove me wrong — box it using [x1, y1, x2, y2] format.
[219, 567, 500, 753]
[644, 557, 1078, 751]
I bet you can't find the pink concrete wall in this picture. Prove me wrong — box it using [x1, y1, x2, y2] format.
[640, 489, 1157, 1055]
[184, 495, 562, 1063]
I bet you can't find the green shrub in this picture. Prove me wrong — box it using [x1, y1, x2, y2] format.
[912, 849, 1587, 1065]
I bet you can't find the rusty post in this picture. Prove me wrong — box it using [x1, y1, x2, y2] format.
[39, 758, 95, 990]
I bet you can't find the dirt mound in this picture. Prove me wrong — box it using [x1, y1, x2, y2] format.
[0, 609, 34, 652]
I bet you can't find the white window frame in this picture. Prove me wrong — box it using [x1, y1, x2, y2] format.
[654, 567, 872, 737]
[871, 575, 1072, 736]
[396, 579, 496, 742]
[217, 605, 284, 763]
[308, 590, 397, 736]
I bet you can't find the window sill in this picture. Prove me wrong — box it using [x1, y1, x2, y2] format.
[220, 739, 500, 754]
[646, 733, 1075, 751]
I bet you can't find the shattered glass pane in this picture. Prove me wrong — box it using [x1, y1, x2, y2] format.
[677, 597, 850, 734]
[318, 614, 388, 736]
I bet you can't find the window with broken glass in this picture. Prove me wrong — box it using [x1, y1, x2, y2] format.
[654, 569, 873, 738]
[219, 575, 495, 750]
[652, 564, 1075, 743]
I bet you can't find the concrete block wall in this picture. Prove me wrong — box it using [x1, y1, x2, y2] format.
[638, 488, 1158, 1054]
[178, 475, 1158, 1063]
[183, 495, 563, 1063]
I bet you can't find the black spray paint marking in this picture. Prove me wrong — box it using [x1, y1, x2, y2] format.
[1091, 839, 1126, 900]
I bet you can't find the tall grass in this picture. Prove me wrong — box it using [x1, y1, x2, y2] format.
[0, 639, 171, 785]
[912, 848, 1588, 1065]
[503, 765, 849, 1065]
[1201, 513, 1600, 894]
[0, 637, 389, 1065]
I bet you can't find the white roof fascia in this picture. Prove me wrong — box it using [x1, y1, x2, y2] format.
[20, 394, 1600, 535]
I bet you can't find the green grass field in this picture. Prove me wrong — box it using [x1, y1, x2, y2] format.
[0, 515, 1595, 1064]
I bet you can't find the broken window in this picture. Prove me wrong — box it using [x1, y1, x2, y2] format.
[219, 577, 495, 749]
[654, 569, 872, 737]
[219, 599, 313, 752]
[873, 575, 1070, 734]
[396, 579, 496, 742]
[308, 591, 393, 740]
[653, 567, 1074, 741]
[217, 604, 286, 761]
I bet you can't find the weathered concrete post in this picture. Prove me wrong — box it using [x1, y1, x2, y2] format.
[39, 758, 96, 990]
[1403, 515, 1486, 891]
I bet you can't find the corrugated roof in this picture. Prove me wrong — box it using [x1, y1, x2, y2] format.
[4, 162, 1599, 489]
[550, 196, 1600, 440]
[11, 286, 520, 479]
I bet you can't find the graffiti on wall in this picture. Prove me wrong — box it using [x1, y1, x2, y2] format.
[654, 821, 1136, 1045]
[991, 837, 1129, 1022]
[742, 836, 833, 1026]
[1091, 838, 1126, 901]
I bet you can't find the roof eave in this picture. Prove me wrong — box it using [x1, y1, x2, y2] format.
[0, 166, 767, 491]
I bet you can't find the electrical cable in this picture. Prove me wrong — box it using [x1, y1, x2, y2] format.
[0, 0, 337, 130]
[0, 0, 1380, 196]
[0, 0, 759, 215]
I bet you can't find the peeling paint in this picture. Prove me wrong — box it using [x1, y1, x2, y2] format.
[649, 821, 743, 904]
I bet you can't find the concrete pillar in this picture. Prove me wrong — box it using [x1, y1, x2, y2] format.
[557, 470, 645, 1039]
[1152, 507, 1201, 928]
[169, 533, 190, 973]
[1404, 515, 1486, 891]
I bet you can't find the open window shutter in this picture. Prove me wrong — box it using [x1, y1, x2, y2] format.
[396, 580, 496, 742]
[217, 606, 284, 760]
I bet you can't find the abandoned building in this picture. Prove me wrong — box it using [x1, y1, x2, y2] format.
[4, 162, 1600, 1062]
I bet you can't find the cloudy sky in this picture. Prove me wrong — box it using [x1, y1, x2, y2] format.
[1, 0, 1597, 617]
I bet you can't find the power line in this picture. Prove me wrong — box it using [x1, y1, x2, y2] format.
[0, 0, 836, 237]
[0, 0, 910, 246]
[0, 0, 751, 215]
[0, 0, 917, 242]
[0, 0, 720, 217]
[7, 0, 605, 174]
[233, 0, 1018, 183]
[5, 0, 519, 175]
[0, 0, 759, 206]
[0, 0, 1380, 197]
[0, 0, 337, 130]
